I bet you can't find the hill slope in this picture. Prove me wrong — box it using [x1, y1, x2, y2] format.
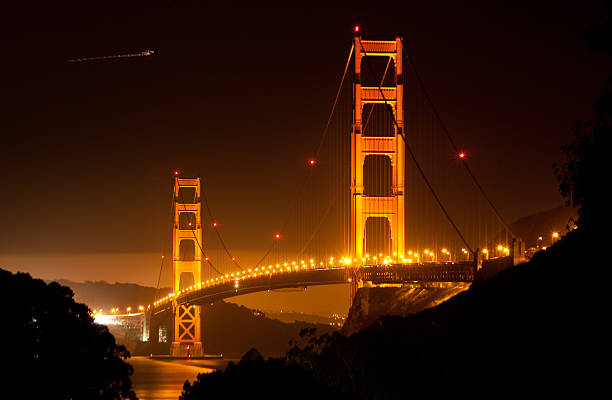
[53, 279, 171, 312]
[509, 205, 576, 246]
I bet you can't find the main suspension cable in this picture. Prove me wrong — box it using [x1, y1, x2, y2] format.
[398, 39, 515, 239]
[199, 183, 244, 270]
[155, 185, 175, 289]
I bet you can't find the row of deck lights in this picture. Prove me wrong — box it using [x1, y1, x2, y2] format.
[152, 252, 423, 308]
[91, 305, 146, 316]
[151, 246, 511, 308]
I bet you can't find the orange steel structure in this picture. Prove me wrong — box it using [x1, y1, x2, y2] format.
[351, 37, 405, 264]
[171, 177, 203, 357]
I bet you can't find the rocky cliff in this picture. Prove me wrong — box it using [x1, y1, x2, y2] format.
[341, 283, 470, 336]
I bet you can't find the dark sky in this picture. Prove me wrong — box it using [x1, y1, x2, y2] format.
[1, 1, 610, 293]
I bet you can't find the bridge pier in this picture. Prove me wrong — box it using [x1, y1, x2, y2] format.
[171, 304, 203, 357]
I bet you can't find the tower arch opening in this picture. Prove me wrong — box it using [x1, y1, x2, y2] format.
[177, 186, 197, 203]
[359, 56, 396, 87]
[362, 103, 395, 137]
[365, 217, 391, 257]
[179, 212, 197, 230]
[179, 239, 196, 261]
[363, 154, 393, 197]
[178, 271, 195, 291]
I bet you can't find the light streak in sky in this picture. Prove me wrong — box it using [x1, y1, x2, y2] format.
[67, 50, 154, 63]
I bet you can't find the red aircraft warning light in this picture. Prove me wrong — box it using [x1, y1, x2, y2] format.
[309, 159, 316, 166]
[458, 152, 466, 159]
[174, 170, 179, 176]
[354, 25, 360, 33]
[275, 233, 281, 239]
[212, 222, 218, 227]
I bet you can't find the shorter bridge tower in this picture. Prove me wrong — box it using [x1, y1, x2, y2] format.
[170, 177, 204, 357]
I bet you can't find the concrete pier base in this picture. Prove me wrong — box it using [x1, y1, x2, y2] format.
[170, 341, 204, 357]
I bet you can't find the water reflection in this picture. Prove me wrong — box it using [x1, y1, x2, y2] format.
[130, 357, 236, 400]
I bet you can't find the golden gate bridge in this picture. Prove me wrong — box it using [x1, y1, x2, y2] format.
[100, 31, 526, 357]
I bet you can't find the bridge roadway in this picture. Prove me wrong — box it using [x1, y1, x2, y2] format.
[152, 261, 476, 310]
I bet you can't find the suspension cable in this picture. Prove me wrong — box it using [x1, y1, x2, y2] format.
[155, 186, 175, 289]
[199, 183, 244, 270]
[313, 43, 354, 159]
[357, 36, 474, 254]
[398, 39, 515, 239]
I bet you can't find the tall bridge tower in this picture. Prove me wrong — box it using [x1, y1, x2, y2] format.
[350, 36, 405, 262]
[171, 177, 203, 357]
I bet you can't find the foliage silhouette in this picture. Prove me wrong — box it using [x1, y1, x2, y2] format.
[0, 269, 137, 399]
[554, 80, 610, 230]
[555, 0, 611, 230]
[180, 355, 344, 400]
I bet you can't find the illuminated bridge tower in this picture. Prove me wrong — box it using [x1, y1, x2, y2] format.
[170, 177, 204, 357]
[351, 36, 405, 263]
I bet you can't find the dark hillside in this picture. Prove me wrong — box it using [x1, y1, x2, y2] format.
[54, 279, 171, 311]
[509, 205, 576, 246]
[202, 301, 336, 358]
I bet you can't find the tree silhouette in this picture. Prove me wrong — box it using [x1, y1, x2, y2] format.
[555, 3, 611, 230]
[0, 269, 137, 399]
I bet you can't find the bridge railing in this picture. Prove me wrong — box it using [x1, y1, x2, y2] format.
[360, 262, 475, 284]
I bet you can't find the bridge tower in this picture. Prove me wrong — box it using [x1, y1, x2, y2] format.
[170, 177, 204, 357]
[350, 36, 405, 263]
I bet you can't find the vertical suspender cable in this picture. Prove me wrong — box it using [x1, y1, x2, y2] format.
[255, 44, 354, 267]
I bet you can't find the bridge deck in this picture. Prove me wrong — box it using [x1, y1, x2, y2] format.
[152, 262, 476, 310]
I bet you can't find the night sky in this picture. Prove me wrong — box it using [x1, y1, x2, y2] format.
[1, 2, 609, 313]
